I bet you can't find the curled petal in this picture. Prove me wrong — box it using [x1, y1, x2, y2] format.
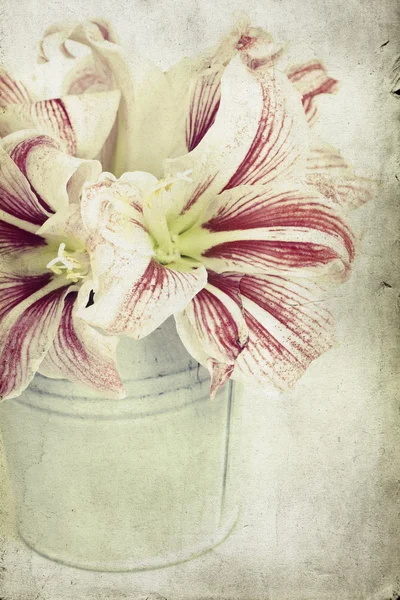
[78, 253, 208, 339]
[233, 274, 335, 388]
[167, 56, 308, 228]
[172, 17, 284, 153]
[35, 19, 118, 97]
[0, 91, 121, 160]
[178, 183, 354, 279]
[2, 131, 101, 213]
[38, 19, 118, 64]
[81, 172, 154, 253]
[39, 292, 124, 398]
[1, 22, 120, 160]
[287, 61, 339, 126]
[0, 280, 69, 400]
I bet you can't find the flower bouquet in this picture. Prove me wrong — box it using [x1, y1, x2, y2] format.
[0, 17, 372, 570]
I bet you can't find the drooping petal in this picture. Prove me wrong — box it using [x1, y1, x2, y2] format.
[306, 139, 374, 210]
[38, 292, 124, 398]
[0, 280, 69, 400]
[287, 61, 339, 126]
[176, 271, 247, 364]
[78, 252, 208, 339]
[1, 131, 102, 213]
[166, 56, 309, 230]
[175, 271, 248, 396]
[177, 183, 354, 279]
[233, 274, 335, 389]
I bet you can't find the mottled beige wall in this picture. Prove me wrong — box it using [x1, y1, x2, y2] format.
[0, 0, 399, 598]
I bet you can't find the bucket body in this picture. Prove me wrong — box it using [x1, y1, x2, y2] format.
[0, 320, 241, 571]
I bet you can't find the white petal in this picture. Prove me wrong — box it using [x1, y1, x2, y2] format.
[39, 291, 125, 398]
[78, 253, 208, 339]
[1, 131, 101, 212]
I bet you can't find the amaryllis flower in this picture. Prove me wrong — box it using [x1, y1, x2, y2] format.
[0, 132, 124, 400]
[0, 20, 120, 161]
[77, 56, 357, 396]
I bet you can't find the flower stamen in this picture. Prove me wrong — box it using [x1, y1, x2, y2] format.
[46, 242, 90, 283]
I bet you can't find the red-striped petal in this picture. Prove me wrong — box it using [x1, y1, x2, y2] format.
[0, 283, 69, 400]
[175, 271, 247, 396]
[222, 69, 308, 189]
[0, 143, 50, 227]
[177, 272, 247, 363]
[2, 132, 101, 214]
[166, 57, 308, 227]
[186, 68, 222, 152]
[0, 272, 52, 321]
[306, 140, 374, 210]
[0, 220, 46, 257]
[233, 274, 335, 388]
[181, 183, 354, 279]
[30, 98, 76, 155]
[180, 21, 284, 153]
[0, 68, 31, 107]
[78, 253, 208, 339]
[0, 91, 120, 160]
[287, 61, 339, 126]
[39, 292, 124, 398]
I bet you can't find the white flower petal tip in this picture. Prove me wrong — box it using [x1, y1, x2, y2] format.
[287, 61, 340, 126]
[208, 360, 235, 399]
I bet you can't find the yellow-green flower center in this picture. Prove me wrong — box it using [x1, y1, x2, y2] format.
[142, 170, 205, 270]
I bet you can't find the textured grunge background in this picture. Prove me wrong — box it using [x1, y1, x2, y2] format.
[0, 0, 399, 598]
